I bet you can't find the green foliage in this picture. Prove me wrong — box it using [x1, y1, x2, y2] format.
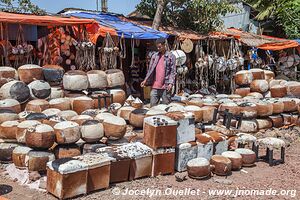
[246, 0, 300, 39]
[0, 0, 45, 15]
[136, 0, 239, 34]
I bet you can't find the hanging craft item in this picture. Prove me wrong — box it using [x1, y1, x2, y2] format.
[47, 28, 63, 66]
[172, 49, 187, 93]
[118, 33, 126, 69]
[0, 23, 12, 66]
[194, 41, 209, 89]
[98, 33, 118, 71]
[181, 38, 194, 54]
[75, 26, 96, 71]
[11, 25, 34, 67]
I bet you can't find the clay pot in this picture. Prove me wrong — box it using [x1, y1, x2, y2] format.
[202, 106, 217, 122]
[0, 120, 19, 141]
[0, 66, 18, 79]
[257, 118, 273, 129]
[117, 106, 135, 121]
[108, 103, 120, 116]
[50, 87, 64, 99]
[63, 70, 88, 91]
[281, 114, 292, 126]
[186, 99, 203, 107]
[0, 143, 19, 162]
[246, 92, 263, 99]
[25, 99, 49, 112]
[146, 109, 167, 117]
[280, 98, 297, 112]
[81, 109, 104, 118]
[25, 112, 47, 122]
[0, 99, 21, 113]
[238, 120, 258, 133]
[18, 111, 33, 121]
[235, 148, 256, 167]
[53, 144, 81, 159]
[109, 89, 126, 105]
[12, 146, 32, 168]
[235, 70, 253, 86]
[95, 112, 115, 122]
[270, 85, 287, 98]
[25, 124, 55, 149]
[43, 115, 65, 128]
[71, 115, 93, 126]
[221, 151, 242, 170]
[0, 109, 18, 124]
[238, 102, 257, 119]
[264, 70, 275, 82]
[87, 70, 107, 89]
[269, 115, 283, 128]
[72, 96, 95, 114]
[106, 69, 125, 88]
[0, 80, 30, 103]
[234, 87, 250, 97]
[26, 151, 55, 172]
[250, 80, 269, 93]
[184, 105, 203, 122]
[187, 157, 211, 179]
[49, 98, 71, 111]
[210, 155, 232, 176]
[54, 121, 81, 144]
[219, 102, 240, 116]
[250, 68, 265, 80]
[129, 109, 148, 128]
[42, 65, 64, 85]
[42, 108, 61, 118]
[18, 64, 43, 84]
[16, 120, 41, 143]
[81, 120, 104, 143]
[285, 81, 300, 97]
[269, 79, 287, 88]
[28, 80, 51, 99]
[256, 101, 273, 117]
[228, 94, 242, 100]
[102, 115, 127, 140]
[63, 90, 85, 98]
[58, 110, 78, 121]
[267, 99, 284, 114]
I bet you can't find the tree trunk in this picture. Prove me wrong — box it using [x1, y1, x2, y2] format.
[152, 0, 166, 30]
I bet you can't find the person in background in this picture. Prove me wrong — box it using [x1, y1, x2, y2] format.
[140, 38, 176, 107]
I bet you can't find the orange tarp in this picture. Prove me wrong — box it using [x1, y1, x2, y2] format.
[211, 28, 299, 51]
[0, 11, 97, 26]
[84, 23, 117, 44]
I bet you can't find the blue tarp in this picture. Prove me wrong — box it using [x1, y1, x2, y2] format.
[66, 12, 168, 39]
[295, 39, 300, 44]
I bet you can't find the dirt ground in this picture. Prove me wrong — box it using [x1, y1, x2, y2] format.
[0, 141, 299, 200]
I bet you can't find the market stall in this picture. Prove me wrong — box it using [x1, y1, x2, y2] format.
[62, 11, 169, 99]
[0, 11, 113, 70]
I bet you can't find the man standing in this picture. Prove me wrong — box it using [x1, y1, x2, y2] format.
[141, 38, 176, 107]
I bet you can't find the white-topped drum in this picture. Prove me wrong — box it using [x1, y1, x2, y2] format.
[28, 80, 51, 99]
[87, 70, 107, 89]
[18, 64, 43, 84]
[0, 80, 30, 103]
[54, 121, 81, 144]
[63, 70, 88, 91]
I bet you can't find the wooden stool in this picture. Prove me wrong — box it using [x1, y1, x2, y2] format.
[255, 137, 285, 166]
[235, 133, 257, 151]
